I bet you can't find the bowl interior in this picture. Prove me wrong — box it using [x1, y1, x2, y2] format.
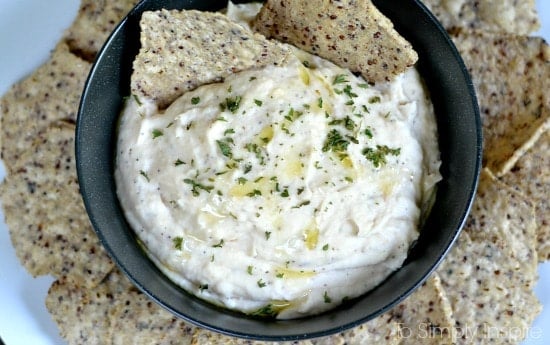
[76, 0, 481, 340]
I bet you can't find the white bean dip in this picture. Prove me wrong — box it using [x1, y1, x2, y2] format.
[115, 4, 441, 319]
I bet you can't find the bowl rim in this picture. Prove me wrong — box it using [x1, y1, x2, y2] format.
[75, 0, 482, 340]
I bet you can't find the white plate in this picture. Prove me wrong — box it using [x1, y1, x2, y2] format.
[0, 1, 548, 344]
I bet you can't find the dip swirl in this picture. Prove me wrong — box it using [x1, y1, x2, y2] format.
[115, 45, 440, 318]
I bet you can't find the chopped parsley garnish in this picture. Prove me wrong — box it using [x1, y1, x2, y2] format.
[342, 84, 358, 98]
[284, 108, 303, 122]
[216, 139, 233, 158]
[257, 279, 266, 288]
[223, 128, 235, 136]
[245, 143, 266, 165]
[183, 178, 214, 196]
[317, 97, 323, 109]
[152, 129, 163, 139]
[369, 96, 381, 104]
[251, 304, 278, 318]
[174, 158, 185, 166]
[292, 200, 311, 208]
[247, 189, 262, 197]
[328, 116, 356, 131]
[198, 283, 209, 291]
[139, 170, 150, 182]
[254, 99, 263, 106]
[362, 145, 401, 167]
[132, 94, 142, 106]
[322, 243, 329, 251]
[332, 74, 348, 84]
[191, 96, 200, 105]
[173, 236, 183, 250]
[265, 231, 272, 240]
[323, 291, 332, 303]
[322, 129, 350, 153]
[247, 265, 254, 275]
[364, 127, 373, 139]
[212, 239, 225, 248]
[219, 96, 242, 113]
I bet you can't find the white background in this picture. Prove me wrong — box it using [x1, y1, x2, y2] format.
[0, 1, 548, 344]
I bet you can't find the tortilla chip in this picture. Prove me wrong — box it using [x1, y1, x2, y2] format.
[437, 231, 541, 344]
[46, 275, 121, 345]
[499, 131, 550, 261]
[190, 312, 400, 345]
[47, 269, 196, 345]
[465, 169, 538, 276]
[252, 0, 417, 84]
[421, 0, 540, 35]
[131, 9, 290, 109]
[449, 30, 550, 175]
[190, 329, 340, 345]
[0, 42, 90, 174]
[339, 313, 402, 345]
[0, 123, 113, 288]
[63, 0, 139, 61]
[110, 290, 195, 345]
[391, 273, 456, 344]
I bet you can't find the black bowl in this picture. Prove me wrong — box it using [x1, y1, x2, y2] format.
[76, 0, 481, 341]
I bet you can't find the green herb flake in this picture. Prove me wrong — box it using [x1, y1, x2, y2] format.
[362, 145, 401, 168]
[139, 170, 150, 182]
[191, 96, 201, 105]
[132, 94, 142, 106]
[357, 83, 369, 88]
[364, 127, 373, 139]
[216, 139, 233, 159]
[317, 97, 323, 109]
[257, 279, 266, 288]
[152, 129, 163, 139]
[174, 159, 185, 166]
[265, 231, 272, 240]
[183, 178, 214, 196]
[173, 236, 183, 250]
[332, 74, 348, 85]
[212, 239, 225, 248]
[322, 129, 350, 153]
[220, 96, 242, 113]
[254, 99, 263, 106]
[247, 189, 262, 197]
[243, 163, 253, 174]
[223, 128, 235, 136]
[198, 283, 209, 292]
[247, 265, 254, 275]
[251, 304, 278, 318]
[343, 84, 358, 98]
[328, 116, 356, 131]
[368, 96, 381, 104]
[322, 243, 329, 251]
[323, 291, 332, 303]
[292, 200, 311, 208]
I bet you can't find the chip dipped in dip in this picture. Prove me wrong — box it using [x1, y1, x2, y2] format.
[115, 4, 441, 319]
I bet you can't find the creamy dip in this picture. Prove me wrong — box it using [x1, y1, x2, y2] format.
[115, 6, 441, 319]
